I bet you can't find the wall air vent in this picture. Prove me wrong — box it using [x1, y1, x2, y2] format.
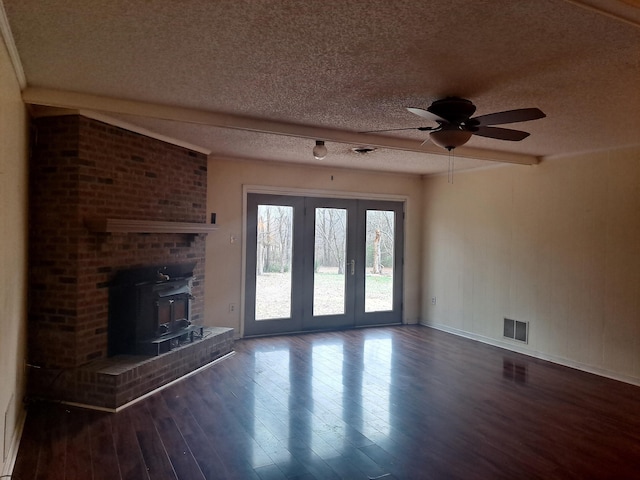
[504, 318, 528, 343]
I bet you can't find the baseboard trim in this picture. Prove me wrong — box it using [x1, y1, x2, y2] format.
[2, 408, 26, 477]
[421, 321, 640, 387]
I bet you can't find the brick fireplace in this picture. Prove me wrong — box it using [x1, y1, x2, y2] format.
[27, 114, 233, 409]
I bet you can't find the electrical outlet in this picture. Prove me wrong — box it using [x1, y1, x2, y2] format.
[431, 297, 437, 305]
[229, 303, 236, 313]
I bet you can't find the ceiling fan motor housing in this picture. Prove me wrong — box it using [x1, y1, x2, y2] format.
[427, 97, 476, 125]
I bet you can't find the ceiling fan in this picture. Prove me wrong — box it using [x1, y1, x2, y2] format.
[365, 97, 545, 151]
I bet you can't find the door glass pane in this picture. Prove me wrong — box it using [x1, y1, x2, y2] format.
[255, 205, 293, 320]
[365, 210, 394, 312]
[313, 207, 347, 316]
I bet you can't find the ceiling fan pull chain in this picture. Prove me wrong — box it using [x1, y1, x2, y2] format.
[448, 150, 454, 184]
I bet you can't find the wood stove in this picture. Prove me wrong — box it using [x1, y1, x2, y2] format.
[109, 263, 203, 356]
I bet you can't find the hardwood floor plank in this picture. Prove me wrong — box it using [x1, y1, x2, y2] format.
[182, 372, 268, 476]
[112, 407, 151, 480]
[11, 326, 640, 480]
[144, 394, 206, 480]
[34, 403, 66, 480]
[160, 385, 236, 480]
[127, 402, 178, 480]
[63, 407, 93, 480]
[10, 403, 45, 480]
[285, 441, 339, 480]
[87, 410, 122, 480]
[253, 463, 287, 480]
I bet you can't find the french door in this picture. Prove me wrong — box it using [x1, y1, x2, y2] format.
[244, 194, 403, 336]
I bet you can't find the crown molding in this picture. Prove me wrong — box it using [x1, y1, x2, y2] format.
[564, 0, 640, 28]
[0, 1, 26, 88]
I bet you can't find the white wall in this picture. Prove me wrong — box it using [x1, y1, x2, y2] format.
[422, 147, 640, 385]
[0, 31, 28, 474]
[205, 157, 423, 336]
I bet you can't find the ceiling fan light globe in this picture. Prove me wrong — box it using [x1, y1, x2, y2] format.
[429, 129, 472, 151]
[313, 140, 327, 160]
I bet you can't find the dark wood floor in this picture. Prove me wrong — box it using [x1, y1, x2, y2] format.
[11, 325, 640, 479]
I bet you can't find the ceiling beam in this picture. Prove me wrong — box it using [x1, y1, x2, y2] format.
[29, 105, 212, 155]
[22, 87, 540, 165]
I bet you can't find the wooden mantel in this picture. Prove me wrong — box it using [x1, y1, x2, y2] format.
[84, 217, 217, 234]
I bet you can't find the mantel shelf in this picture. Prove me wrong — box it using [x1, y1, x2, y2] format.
[84, 217, 217, 234]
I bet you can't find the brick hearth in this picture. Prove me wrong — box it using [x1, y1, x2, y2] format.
[30, 327, 234, 410]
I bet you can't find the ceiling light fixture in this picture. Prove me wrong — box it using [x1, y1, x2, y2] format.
[429, 126, 473, 151]
[313, 140, 327, 160]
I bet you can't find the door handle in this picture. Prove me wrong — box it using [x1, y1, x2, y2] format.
[349, 259, 355, 276]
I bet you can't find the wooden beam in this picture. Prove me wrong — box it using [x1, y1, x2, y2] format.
[23, 87, 540, 165]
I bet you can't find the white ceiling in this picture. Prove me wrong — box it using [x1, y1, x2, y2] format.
[3, 0, 640, 175]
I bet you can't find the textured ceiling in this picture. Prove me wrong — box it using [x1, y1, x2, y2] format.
[3, 0, 640, 174]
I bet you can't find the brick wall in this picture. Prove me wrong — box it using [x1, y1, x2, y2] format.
[29, 115, 208, 371]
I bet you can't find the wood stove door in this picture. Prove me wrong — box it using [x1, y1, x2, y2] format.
[156, 295, 190, 334]
[173, 296, 188, 322]
[156, 298, 172, 334]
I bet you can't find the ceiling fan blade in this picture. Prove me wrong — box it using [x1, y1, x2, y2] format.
[472, 126, 530, 141]
[359, 125, 438, 134]
[406, 107, 447, 123]
[470, 108, 545, 126]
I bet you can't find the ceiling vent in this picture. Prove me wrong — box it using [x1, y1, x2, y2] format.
[351, 146, 376, 154]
